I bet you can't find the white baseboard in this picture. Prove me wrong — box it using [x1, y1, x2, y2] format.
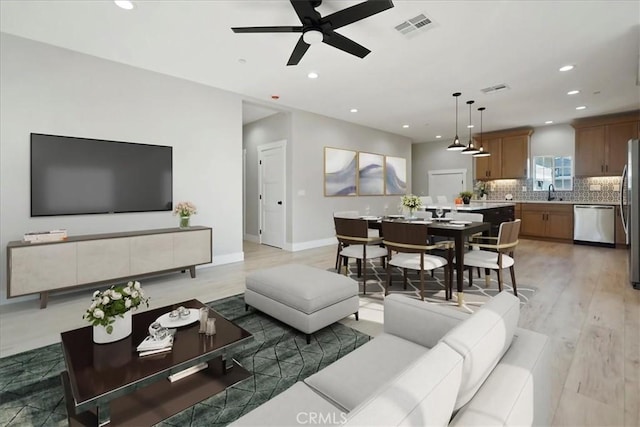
[285, 237, 337, 252]
[211, 251, 244, 266]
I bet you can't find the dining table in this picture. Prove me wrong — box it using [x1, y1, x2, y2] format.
[364, 216, 491, 306]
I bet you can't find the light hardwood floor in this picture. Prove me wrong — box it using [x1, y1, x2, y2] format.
[0, 238, 637, 426]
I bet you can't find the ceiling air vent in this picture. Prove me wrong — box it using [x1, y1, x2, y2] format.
[395, 14, 433, 37]
[481, 84, 510, 94]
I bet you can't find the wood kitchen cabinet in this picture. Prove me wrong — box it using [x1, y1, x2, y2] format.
[573, 111, 639, 177]
[474, 128, 532, 180]
[520, 203, 573, 241]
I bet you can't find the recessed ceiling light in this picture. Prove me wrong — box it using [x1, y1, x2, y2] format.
[466, 125, 474, 128]
[576, 105, 587, 110]
[435, 135, 442, 139]
[307, 72, 318, 79]
[567, 90, 580, 95]
[545, 120, 554, 124]
[559, 65, 574, 72]
[402, 124, 410, 128]
[114, 0, 134, 10]
[271, 95, 280, 100]
[350, 108, 358, 113]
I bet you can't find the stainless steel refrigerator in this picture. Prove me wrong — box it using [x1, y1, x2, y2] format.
[621, 139, 639, 289]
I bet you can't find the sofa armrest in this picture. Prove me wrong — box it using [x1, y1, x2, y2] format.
[384, 294, 470, 348]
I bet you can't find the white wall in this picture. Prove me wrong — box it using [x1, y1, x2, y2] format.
[290, 111, 412, 249]
[0, 34, 245, 303]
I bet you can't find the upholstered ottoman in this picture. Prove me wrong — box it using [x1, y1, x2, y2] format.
[245, 264, 359, 344]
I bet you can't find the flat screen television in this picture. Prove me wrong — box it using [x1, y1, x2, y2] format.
[31, 133, 172, 216]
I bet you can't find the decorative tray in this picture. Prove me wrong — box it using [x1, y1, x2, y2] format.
[155, 308, 199, 328]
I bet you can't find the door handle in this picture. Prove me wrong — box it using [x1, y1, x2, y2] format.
[605, 165, 608, 172]
[601, 165, 604, 173]
[277, 201, 283, 205]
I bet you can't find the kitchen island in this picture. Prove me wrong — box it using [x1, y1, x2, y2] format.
[422, 201, 515, 235]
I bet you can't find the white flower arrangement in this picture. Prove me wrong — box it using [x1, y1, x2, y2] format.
[173, 201, 197, 217]
[474, 181, 488, 196]
[84, 281, 149, 333]
[400, 194, 422, 210]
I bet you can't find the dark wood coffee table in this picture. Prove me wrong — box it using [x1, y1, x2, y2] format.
[60, 299, 253, 426]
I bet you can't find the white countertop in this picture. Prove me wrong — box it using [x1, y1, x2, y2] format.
[481, 200, 618, 206]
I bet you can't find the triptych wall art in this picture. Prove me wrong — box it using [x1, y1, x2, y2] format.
[324, 147, 407, 197]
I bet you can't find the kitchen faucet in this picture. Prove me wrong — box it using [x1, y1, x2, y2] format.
[548, 184, 556, 201]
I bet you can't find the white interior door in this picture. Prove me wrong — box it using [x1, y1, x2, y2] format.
[428, 169, 467, 203]
[258, 141, 286, 248]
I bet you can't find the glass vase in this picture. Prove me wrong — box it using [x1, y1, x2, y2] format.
[179, 216, 190, 228]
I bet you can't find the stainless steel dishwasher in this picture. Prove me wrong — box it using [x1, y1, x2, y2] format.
[573, 205, 615, 247]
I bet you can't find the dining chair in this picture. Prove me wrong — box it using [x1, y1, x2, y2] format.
[460, 219, 521, 296]
[445, 212, 484, 279]
[333, 211, 371, 270]
[381, 220, 452, 301]
[334, 217, 387, 294]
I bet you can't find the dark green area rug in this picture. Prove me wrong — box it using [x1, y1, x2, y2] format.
[0, 295, 370, 427]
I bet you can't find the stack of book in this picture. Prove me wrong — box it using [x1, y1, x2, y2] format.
[23, 229, 68, 243]
[136, 334, 174, 357]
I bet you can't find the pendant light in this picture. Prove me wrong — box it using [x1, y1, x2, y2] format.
[473, 107, 491, 157]
[461, 100, 480, 154]
[446, 92, 466, 151]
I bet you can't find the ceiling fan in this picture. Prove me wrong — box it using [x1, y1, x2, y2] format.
[231, 0, 394, 66]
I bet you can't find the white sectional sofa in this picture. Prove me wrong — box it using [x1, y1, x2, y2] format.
[231, 292, 551, 427]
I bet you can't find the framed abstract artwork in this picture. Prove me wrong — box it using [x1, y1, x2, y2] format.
[358, 152, 384, 196]
[324, 147, 357, 196]
[385, 156, 407, 195]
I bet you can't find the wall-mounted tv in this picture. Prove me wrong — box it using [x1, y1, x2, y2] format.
[31, 133, 172, 216]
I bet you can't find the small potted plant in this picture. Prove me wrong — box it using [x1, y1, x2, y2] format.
[459, 191, 474, 205]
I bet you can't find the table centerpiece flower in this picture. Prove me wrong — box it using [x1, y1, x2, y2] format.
[84, 281, 149, 344]
[400, 194, 422, 218]
[174, 201, 197, 228]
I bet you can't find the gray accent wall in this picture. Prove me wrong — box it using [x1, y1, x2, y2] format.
[412, 140, 474, 196]
[0, 34, 244, 303]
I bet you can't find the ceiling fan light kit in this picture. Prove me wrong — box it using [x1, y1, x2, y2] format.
[231, 0, 394, 66]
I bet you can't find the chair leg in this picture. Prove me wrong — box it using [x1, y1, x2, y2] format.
[476, 267, 481, 278]
[444, 266, 450, 300]
[335, 245, 341, 270]
[385, 261, 391, 295]
[497, 269, 503, 292]
[485, 272, 491, 288]
[420, 269, 425, 301]
[356, 259, 362, 277]
[381, 257, 386, 268]
[403, 268, 408, 290]
[468, 267, 473, 287]
[510, 266, 518, 296]
[363, 259, 367, 295]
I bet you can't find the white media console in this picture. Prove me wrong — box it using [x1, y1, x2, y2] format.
[7, 226, 212, 308]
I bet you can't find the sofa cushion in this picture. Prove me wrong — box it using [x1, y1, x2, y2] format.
[229, 382, 345, 427]
[441, 291, 520, 410]
[449, 328, 551, 427]
[304, 333, 429, 411]
[384, 294, 469, 348]
[245, 264, 358, 314]
[344, 342, 463, 427]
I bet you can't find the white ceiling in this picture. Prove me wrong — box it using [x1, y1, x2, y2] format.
[1, 0, 639, 142]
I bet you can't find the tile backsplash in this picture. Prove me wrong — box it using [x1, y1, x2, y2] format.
[481, 176, 621, 203]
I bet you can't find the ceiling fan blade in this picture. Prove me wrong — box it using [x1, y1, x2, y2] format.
[323, 0, 394, 30]
[232, 26, 303, 33]
[287, 36, 311, 66]
[290, 0, 322, 24]
[323, 31, 370, 58]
